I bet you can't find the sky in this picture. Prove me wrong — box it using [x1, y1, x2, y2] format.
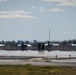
[0, 0, 76, 41]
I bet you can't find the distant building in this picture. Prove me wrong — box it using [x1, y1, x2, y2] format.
[0, 44, 5, 46]
[71, 43, 76, 46]
[0, 44, 5, 50]
[53, 44, 59, 46]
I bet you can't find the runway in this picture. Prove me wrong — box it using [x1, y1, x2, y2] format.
[0, 56, 76, 67]
[0, 50, 76, 66]
[0, 60, 76, 67]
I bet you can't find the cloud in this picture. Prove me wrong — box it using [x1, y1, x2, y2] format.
[50, 8, 66, 12]
[0, 10, 36, 19]
[39, 7, 46, 12]
[0, 0, 6, 1]
[42, 0, 64, 2]
[31, 7, 36, 10]
[58, 1, 76, 6]
[42, 0, 76, 7]
[64, 32, 71, 35]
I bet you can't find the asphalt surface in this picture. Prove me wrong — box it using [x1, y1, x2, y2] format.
[0, 56, 76, 66]
[0, 60, 76, 66]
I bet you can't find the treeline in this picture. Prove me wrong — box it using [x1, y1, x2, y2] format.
[0, 40, 30, 46]
[0, 39, 76, 46]
[52, 39, 76, 46]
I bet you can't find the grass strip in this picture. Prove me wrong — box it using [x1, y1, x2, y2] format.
[0, 64, 76, 75]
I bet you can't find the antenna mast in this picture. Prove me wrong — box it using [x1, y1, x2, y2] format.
[49, 29, 51, 42]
